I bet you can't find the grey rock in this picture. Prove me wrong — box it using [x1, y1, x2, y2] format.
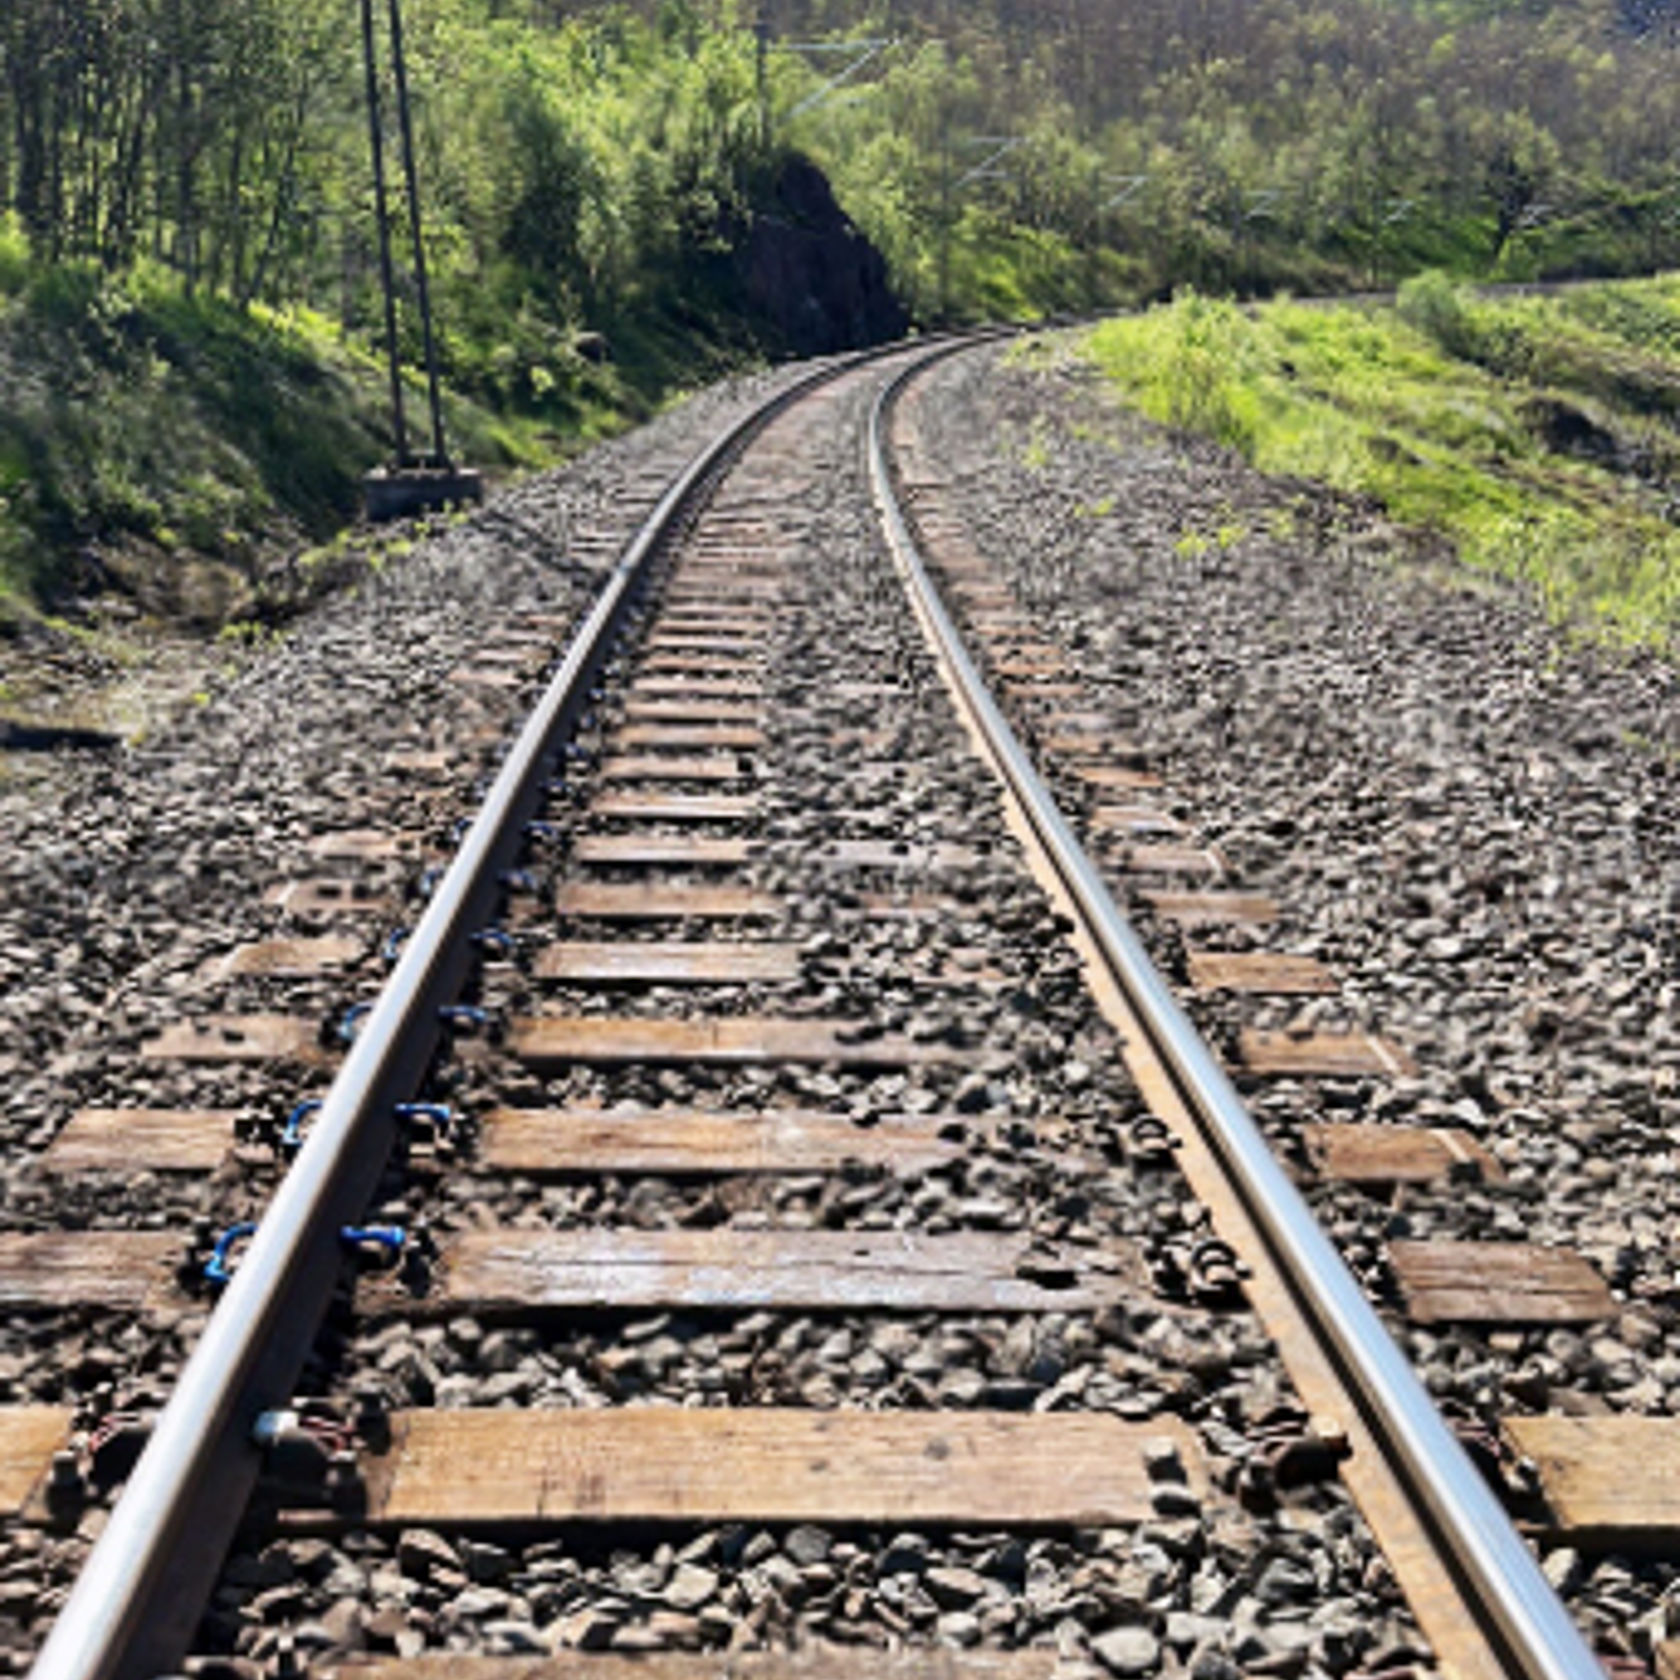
[938, 1609, 984, 1646]
[551, 1607, 621, 1651]
[664, 1563, 719, 1611]
[484, 1620, 550, 1654]
[396, 1528, 460, 1582]
[459, 1538, 513, 1585]
[1092, 1625, 1162, 1676]
[784, 1525, 833, 1566]
[1189, 1646, 1244, 1680]
[319, 1598, 366, 1651]
[1255, 1556, 1317, 1607]
[924, 1565, 990, 1609]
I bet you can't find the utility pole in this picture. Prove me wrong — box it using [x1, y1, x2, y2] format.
[1087, 162, 1103, 307]
[755, 6, 772, 151]
[359, 0, 406, 468]
[356, 0, 481, 519]
[938, 108, 953, 324]
[385, 0, 449, 470]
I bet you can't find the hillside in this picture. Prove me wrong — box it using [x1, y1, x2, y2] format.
[3, 0, 1680, 631]
[1085, 274, 1680, 648]
[767, 0, 1680, 304]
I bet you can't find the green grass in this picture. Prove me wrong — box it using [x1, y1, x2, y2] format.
[0, 232, 779, 627]
[1082, 277, 1680, 649]
[0, 259, 572, 624]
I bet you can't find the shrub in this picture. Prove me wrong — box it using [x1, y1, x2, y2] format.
[1397, 270, 1479, 360]
[1159, 291, 1261, 454]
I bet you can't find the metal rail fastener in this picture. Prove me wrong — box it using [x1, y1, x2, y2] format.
[867, 349, 1603, 1680]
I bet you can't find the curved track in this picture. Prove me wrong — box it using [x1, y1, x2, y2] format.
[6, 339, 1613, 1680]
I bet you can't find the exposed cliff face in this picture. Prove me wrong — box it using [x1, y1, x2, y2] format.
[737, 156, 909, 355]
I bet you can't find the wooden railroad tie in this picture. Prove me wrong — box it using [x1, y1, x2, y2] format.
[1388, 1242, 1613, 1325]
[588, 794, 758, 824]
[306, 829, 423, 863]
[1086, 805, 1183, 839]
[477, 1107, 971, 1177]
[570, 836, 758, 868]
[0, 1228, 1140, 1319]
[139, 1015, 330, 1068]
[621, 699, 763, 725]
[390, 1229, 1142, 1316]
[653, 605, 776, 623]
[612, 725, 767, 751]
[0, 1409, 1205, 1532]
[644, 636, 767, 658]
[0, 1234, 185, 1314]
[812, 839, 981, 872]
[534, 942, 800, 986]
[321, 1653, 1074, 1680]
[266, 880, 398, 919]
[39, 1105, 977, 1179]
[1006, 681, 1085, 701]
[1238, 1029, 1418, 1080]
[508, 1017, 971, 1071]
[202, 936, 368, 982]
[1302, 1124, 1503, 1187]
[639, 656, 764, 680]
[1116, 843, 1227, 880]
[628, 678, 762, 700]
[294, 1410, 1205, 1530]
[662, 589, 780, 609]
[380, 749, 454, 779]
[44, 1109, 241, 1174]
[551, 885, 780, 922]
[598, 755, 754, 785]
[1076, 766, 1166, 793]
[1142, 890, 1280, 929]
[1185, 951, 1338, 997]
[1501, 1416, 1680, 1549]
[1042, 736, 1151, 768]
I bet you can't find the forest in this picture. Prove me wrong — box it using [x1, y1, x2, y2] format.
[7, 0, 1680, 321]
[3, 0, 1680, 613]
[8, 0, 1680, 341]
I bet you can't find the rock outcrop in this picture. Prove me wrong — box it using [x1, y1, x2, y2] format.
[737, 155, 909, 355]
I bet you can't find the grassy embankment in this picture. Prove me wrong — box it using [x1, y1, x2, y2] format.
[1084, 275, 1680, 651]
[0, 237, 678, 637]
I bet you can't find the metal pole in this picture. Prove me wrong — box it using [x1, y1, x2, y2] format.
[1088, 163, 1102, 307]
[385, 0, 449, 468]
[359, 0, 407, 466]
[937, 109, 952, 323]
[755, 8, 772, 151]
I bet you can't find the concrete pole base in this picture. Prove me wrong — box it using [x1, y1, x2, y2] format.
[363, 465, 485, 522]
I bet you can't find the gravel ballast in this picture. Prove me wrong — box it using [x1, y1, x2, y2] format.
[128, 357, 1425, 1673]
[905, 335, 1680, 1661]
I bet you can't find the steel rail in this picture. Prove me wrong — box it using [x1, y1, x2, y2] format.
[30, 345, 921, 1680]
[867, 349, 1603, 1680]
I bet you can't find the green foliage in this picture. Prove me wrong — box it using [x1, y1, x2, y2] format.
[1155, 293, 1263, 453]
[1397, 271, 1481, 360]
[1086, 279, 1680, 648]
[768, 0, 1680, 301]
[0, 264, 533, 618]
[10, 0, 1680, 619]
[0, 215, 29, 297]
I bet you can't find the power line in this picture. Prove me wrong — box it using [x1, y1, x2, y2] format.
[953, 135, 1024, 192]
[783, 38, 896, 121]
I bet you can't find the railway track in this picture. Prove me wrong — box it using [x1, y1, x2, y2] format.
[0, 339, 1662, 1680]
